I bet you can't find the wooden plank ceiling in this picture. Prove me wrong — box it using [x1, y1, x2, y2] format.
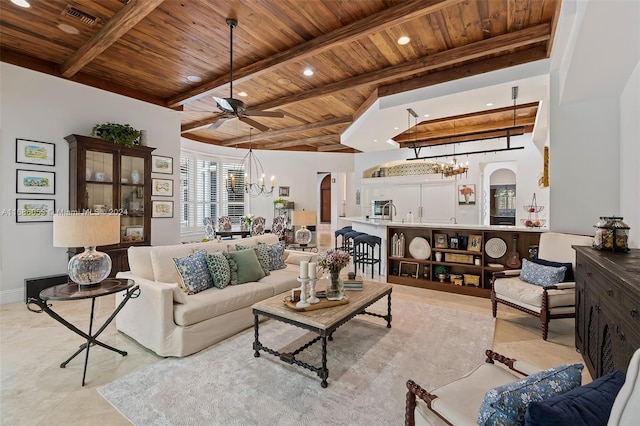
[0, 0, 561, 152]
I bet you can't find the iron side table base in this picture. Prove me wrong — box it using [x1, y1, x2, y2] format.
[253, 290, 391, 388]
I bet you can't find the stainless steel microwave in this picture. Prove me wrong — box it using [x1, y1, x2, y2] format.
[371, 200, 392, 217]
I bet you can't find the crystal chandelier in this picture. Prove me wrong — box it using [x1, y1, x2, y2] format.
[227, 128, 274, 197]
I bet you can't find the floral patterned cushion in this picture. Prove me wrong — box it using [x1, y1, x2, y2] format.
[266, 241, 286, 271]
[218, 216, 232, 231]
[271, 216, 286, 239]
[172, 249, 214, 294]
[477, 363, 583, 426]
[222, 251, 238, 286]
[236, 242, 270, 276]
[205, 251, 231, 289]
[519, 258, 567, 287]
[251, 216, 266, 236]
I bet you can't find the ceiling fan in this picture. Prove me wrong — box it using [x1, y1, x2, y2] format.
[206, 18, 284, 132]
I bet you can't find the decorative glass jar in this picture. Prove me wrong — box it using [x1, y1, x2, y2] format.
[593, 216, 630, 252]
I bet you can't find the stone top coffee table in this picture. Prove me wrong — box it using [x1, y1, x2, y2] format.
[252, 281, 392, 387]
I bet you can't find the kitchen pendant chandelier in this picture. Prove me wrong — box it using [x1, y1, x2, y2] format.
[227, 128, 274, 197]
[439, 143, 469, 178]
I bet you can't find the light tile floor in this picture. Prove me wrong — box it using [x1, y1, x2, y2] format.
[0, 224, 588, 425]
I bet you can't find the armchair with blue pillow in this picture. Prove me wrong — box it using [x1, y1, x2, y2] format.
[491, 232, 593, 340]
[405, 348, 639, 426]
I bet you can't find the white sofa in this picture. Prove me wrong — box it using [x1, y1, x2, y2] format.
[115, 233, 318, 357]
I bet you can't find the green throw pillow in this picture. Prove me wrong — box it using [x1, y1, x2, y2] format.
[236, 242, 270, 276]
[227, 248, 266, 284]
[206, 251, 231, 289]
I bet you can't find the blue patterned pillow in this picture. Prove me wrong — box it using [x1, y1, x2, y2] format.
[477, 363, 583, 426]
[206, 251, 231, 289]
[266, 241, 286, 271]
[519, 258, 567, 287]
[236, 243, 270, 276]
[173, 249, 213, 294]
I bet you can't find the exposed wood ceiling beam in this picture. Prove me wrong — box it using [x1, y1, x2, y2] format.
[401, 126, 530, 148]
[316, 144, 353, 152]
[267, 134, 337, 150]
[221, 116, 352, 146]
[167, 0, 461, 107]
[61, 0, 165, 78]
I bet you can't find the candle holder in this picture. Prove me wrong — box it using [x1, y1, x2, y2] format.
[296, 277, 310, 308]
[307, 277, 319, 304]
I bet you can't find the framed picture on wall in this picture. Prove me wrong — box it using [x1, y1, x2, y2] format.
[15, 198, 55, 223]
[16, 169, 55, 194]
[152, 178, 173, 196]
[279, 186, 289, 197]
[152, 155, 173, 174]
[458, 184, 476, 205]
[152, 200, 173, 218]
[16, 139, 55, 166]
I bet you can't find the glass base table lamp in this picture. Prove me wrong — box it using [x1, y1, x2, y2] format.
[291, 210, 316, 246]
[53, 213, 120, 286]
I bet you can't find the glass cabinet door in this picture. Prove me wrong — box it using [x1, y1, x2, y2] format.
[85, 150, 114, 212]
[120, 155, 146, 243]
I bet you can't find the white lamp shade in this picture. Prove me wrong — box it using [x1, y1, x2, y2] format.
[291, 210, 316, 227]
[53, 213, 120, 248]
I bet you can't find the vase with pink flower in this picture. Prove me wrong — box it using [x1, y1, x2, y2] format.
[318, 249, 350, 300]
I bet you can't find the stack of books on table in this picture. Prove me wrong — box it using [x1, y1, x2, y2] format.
[343, 276, 363, 291]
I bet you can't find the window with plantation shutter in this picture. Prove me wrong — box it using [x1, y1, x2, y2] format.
[180, 153, 245, 235]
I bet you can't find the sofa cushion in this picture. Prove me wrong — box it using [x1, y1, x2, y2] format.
[494, 276, 575, 309]
[258, 268, 300, 295]
[151, 244, 194, 284]
[524, 370, 625, 426]
[173, 250, 214, 294]
[206, 251, 231, 289]
[520, 258, 566, 287]
[174, 282, 274, 327]
[266, 241, 286, 271]
[127, 246, 156, 281]
[531, 257, 574, 282]
[286, 252, 313, 265]
[228, 248, 266, 284]
[477, 363, 583, 426]
[192, 240, 230, 254]
[236, 242, 270, 276]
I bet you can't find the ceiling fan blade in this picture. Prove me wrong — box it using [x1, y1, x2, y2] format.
[213, 96, 233, 113]
[244, 110, 284, 118]
[208, 117, 228, 131]
[239, 116, 269, 132]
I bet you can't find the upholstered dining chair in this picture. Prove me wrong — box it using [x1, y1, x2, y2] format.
[203, 217, 215, 239]
[491, 232, 593, 340]
[251, 216, 266, 236]
[271, 216, 286, 240]
[218, 216, 232, 232]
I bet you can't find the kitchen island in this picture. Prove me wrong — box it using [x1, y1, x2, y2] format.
[343, 217, 543, 298]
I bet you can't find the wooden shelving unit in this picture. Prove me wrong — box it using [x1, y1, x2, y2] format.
[386, 225, 541, 298]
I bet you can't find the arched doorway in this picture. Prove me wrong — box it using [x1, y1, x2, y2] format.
[320, 174, 331, 223]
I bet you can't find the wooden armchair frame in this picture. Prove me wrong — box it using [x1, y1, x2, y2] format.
[405, 350, 530, 426]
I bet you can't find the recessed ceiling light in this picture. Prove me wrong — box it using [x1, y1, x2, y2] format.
[373, 139, 378, 142]
[277, 77, 292, 85]
[57, 23, 79, 34]
[397, 36, 410, 45]
[11, 0, 30, 7]
[186, 75, 202, 83]
[303, 68, 314, 76]
[394, 127, 399, 130]
[423, 114, 430, 118]
[238, 91, 248, 97]
[486, 102, 494, 107]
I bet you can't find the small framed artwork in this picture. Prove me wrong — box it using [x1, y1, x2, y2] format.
[16, 139, 55, 166]
[458, 184, 476, 205]
[279, 186, 289, 197]
[152, 155, 173, 174]
[16, 169, 55, 194]
[434, 233, 448, 248]
[125, 226, 143, 237]
[152, 178, 173, 196]
[152, 200, 173, 218]
[450, 236, 459, 249]
[467, 234, 483, 252]
[15, 198, 55, 223]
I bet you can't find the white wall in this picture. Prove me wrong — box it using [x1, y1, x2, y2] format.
[0, 63, 181, 303]
[620, 62, 640, 248]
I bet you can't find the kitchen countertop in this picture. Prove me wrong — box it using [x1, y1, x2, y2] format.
[344, 217, 545, 233]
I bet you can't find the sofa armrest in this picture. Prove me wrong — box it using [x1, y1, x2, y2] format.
[115, 272, 181, 356]
[553, 281, 575, 290]
[485, 349, 542, 376]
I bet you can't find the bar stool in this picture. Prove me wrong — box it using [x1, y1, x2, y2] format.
[334, 226, 352, 249]
[354, 234, 382, 278]
[342, 230, 366, 255]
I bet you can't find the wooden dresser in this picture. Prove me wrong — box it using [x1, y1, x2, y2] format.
[575, 246, 640, 378]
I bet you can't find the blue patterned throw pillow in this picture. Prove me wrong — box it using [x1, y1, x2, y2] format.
[206, 251, 231, 289]
[266, 241, 286, 271]
[519, 258, 567, 287]
[477, 363, 583, 426]
[173, 249, 214, 294]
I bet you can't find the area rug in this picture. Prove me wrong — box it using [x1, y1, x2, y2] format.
[98, 298, 495, 425]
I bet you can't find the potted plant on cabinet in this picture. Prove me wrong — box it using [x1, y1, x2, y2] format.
[92, 122, 141, 147]
[273, 198, 287, 209]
